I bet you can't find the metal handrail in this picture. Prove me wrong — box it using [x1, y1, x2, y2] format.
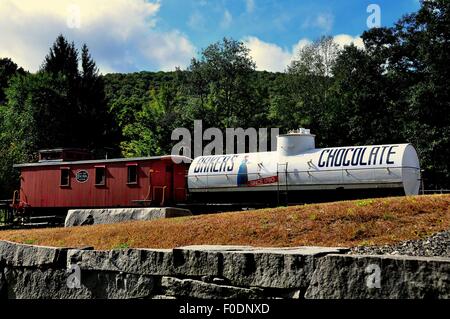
[12, 190, 19, 204]
[189, 165, 419, 177]
[153, 186, 167, 206]
[191, 166, 417, 179]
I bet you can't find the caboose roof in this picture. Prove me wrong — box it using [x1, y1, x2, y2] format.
[38, 148, 90, 152]
[13, 155, 192, 168]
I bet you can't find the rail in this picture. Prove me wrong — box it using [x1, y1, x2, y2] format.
[12, 190, 19, 205]
[421, 189, 450, 194]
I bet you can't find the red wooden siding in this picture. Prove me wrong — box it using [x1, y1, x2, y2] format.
[18, 158, 189, 208]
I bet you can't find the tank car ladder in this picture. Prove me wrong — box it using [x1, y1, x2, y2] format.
[277, 163, 289, 206]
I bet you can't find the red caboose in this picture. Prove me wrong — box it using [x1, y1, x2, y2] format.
[13, 149, 191, 213]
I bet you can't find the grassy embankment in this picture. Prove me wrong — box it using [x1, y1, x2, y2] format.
[0, 195, 448, 250]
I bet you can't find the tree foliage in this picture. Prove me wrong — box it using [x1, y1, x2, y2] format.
[0, 58, 25, 105]
[187, 38, 258, 128]
[0, 35, 114, 196]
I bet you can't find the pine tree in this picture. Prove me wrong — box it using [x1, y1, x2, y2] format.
[42, 34, 79, 82]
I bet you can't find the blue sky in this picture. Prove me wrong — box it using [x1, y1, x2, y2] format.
[0, 0, 421, 73]
[157, 0, 420, 51]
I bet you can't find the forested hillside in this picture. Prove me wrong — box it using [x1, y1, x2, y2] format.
[0, 0, 449, 197]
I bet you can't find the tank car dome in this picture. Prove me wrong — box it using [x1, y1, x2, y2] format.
[277, 128, 316, 156]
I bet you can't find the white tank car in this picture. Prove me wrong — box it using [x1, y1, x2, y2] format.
[187, 129, 421, 203]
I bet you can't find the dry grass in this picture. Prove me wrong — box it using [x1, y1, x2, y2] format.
[0, 195, 449, 250]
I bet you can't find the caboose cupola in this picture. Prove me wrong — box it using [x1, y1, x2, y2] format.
[38, 148, 92, 162]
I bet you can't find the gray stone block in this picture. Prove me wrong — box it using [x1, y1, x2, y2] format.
[305, 254, 450, 299]
[0, 240, 69, 267]
[211, 246, 348, 289]
[65, 207, 192, 227]
[69, 246, 223, 277]
[68, 248, 174, 275]
[4, 267, 92, 299]
[3, 266, 155, 299]
[81, 270, 155, 299]
[177, 245, 348, 288]
[161, 276, 264, 299]
[222, 251, 313, 289]
[171, 247, 222, 277]
[69, 245, 347, 288]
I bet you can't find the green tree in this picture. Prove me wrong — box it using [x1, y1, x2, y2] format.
[0, 73, 62, 196]
[0, 58, 25, 105]
[288, 36, 339, 77]
[79, 44, 117, 153]
[121, 83, 184, 156]
[329, 44, 399, 147]
[39, 35, 114, 151]
[0, 35, 115, 197]
[359, 0, 450, 187]
[187, 38, 257, 128]
[271, 36, 341, 146]
[42, 34, 79, 82]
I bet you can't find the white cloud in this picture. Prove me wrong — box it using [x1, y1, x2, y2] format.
[245, 0, 255, 13]
[315, 13, 334, 33]
[291, 39, 312, 57]
[243, 37, 312, 72]
[302, 12, 334, 33]
[244, 35, 363, 72]
[243, 37, 292, 72]
[221, 10, 233, 28]
[0, 0, 196, 73]
[188, 11, 206, 30]
[140, 31, 196, 70]
[333, 34, 364, 49]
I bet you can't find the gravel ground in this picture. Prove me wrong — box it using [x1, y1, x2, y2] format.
[351, 230, 450, 257]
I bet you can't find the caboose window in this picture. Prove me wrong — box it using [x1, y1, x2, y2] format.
[95, 167, 106, 186]
[60, 168, 70, 187]
[127, 164, 138, 184]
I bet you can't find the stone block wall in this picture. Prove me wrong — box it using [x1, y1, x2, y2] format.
[0, 240, 448, 299]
